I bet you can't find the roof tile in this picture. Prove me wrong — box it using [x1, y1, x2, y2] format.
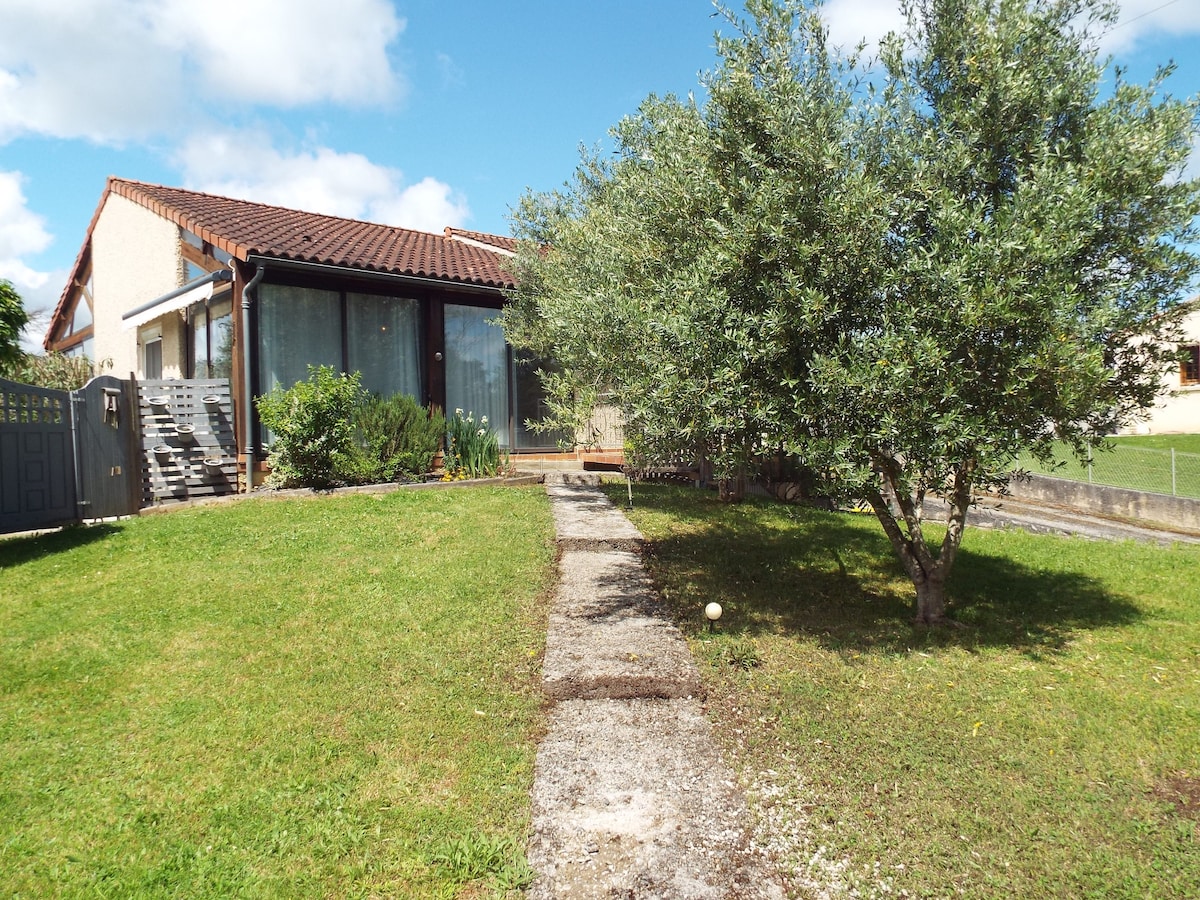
[110, 178, 515, 289]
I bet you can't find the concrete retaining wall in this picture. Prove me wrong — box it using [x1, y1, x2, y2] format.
[1003, 473, 1200, 532]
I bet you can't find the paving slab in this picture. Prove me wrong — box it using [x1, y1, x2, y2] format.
[543, 549, 703, 701]
[546, 481, 643, 545]
[528, 699, 783, 900]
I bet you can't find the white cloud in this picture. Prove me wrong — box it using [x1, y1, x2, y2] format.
[0, 170, 52, 289]
[0, 0, 185, 143]
[15, 270, 68, 353]
[0, 169, 62, 351]
[369, 177, 471, 234]
[176, 129, 470, 232]
[0, 171, 51, 256]
[1101, 0, 1200, 55]
[150, 0, 405, 107]
[821, 0, 908, 54]
[1186, 132, 1200, 184]
[436, 53, 466, 90]
[819, 0, 1200, 59]
[0, 0, 406, 145]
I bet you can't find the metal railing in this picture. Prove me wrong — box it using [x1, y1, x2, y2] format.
[1015, 443, 1200, 500]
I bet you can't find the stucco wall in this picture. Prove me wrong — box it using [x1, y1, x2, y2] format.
[90, 194, 184, 378]
[1125, 305, 1200, 434]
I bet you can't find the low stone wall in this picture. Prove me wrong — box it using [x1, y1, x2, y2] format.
[1002, 473, 1200, 532]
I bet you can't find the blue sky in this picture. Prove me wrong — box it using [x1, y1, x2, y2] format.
[2, 0, 1199, 348]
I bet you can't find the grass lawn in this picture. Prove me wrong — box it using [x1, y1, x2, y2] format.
[1108, 433, 1200, 455]
[1015, 435, 1200, 499]
[0, 486, 556, 898]
[607, 482, 1200, 899]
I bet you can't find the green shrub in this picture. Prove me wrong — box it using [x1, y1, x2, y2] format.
[256, 366, 363, 488]
[0, 352, 104, 391]
[444, 409, 502, 479]
[340, 393, 446, 484]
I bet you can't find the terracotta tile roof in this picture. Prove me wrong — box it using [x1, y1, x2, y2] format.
[109, 178, 515, 289]
[46, 177, 518, 348]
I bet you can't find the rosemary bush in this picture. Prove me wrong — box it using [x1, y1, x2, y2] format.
[342, 393, 446, 484]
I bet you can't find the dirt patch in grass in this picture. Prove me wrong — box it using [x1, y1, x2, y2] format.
[1154, 775, 1200, 822]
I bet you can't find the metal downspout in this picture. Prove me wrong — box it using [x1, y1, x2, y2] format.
[241, 263, 265, 489]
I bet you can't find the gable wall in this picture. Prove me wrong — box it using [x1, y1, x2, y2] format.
[91, 194, 185, 377]
[1128, 306, 1200, 434]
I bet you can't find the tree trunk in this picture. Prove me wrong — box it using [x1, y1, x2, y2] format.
[913, 570, 948, 625]
[867, 454, 977, 626]
[718, 472, 746, 503]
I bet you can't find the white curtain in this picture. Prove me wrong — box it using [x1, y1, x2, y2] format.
[257, 285, 341, 394]
[444, 304, 509, 446]
[347, 293, 420, 400]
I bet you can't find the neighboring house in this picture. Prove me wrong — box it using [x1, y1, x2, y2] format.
[45, 177, 616, 482]
[1124, 298, 1200, 434]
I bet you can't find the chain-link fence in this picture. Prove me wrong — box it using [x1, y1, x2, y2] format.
[1015, 443, 1200, 500]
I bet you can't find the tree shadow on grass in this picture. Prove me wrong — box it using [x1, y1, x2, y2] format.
[625, 486, 1141, 657]
[0, 523, 122, 569]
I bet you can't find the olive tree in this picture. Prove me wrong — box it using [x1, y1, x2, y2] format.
[505, 0, 1200, 623]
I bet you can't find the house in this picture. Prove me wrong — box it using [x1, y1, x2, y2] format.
[1124, 299, 1200, 434]
[45, 177, 620, 484]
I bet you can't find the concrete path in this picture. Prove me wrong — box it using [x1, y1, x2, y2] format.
[527, 480, 784, 899]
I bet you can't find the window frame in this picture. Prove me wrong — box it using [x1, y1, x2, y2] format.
[140, 326, 163, 380]
[1181, 343, 1200, 387]
[48, 259, 95, 354]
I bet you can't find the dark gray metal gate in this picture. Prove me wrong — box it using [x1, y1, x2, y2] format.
[0, 378, 78, 533]
[1, 375, 143, 535]
[72, 375, 141, 520]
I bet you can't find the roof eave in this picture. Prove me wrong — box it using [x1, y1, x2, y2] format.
[245, 253, 512, 294]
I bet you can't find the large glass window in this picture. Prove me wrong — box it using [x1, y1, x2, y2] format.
[347, 293, 420, 399]
[190, 296, 233, 379]
[258, 285, 342, 394]
[191, 312, 206, 376]
[212, 305, 234, 379]
[445, 304, 509, 447]
[513, 351, 567, 449]
[250, 286, 565, 454]
[72, 296, 92, 332]
[65, 337, 95, 360]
